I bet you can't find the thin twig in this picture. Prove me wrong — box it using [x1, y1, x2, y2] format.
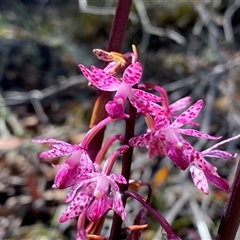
[190, 199, 212, 239]
[194, 1, 225, 146]
[1, 75, 86, 106]
[78, 0, 138, 24]
[223, 0, 240, 43]
[133, 0, 186, 45]
[162, 56, 240, 92]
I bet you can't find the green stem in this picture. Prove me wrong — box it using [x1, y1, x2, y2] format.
[216, 160, 240, 240]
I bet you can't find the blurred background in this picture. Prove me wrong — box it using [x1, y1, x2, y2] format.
[0, 0, 240, 239]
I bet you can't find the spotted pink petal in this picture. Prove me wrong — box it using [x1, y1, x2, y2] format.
[129, 96, 163, 115]
[166, 142, 189, 170]
[204, 171, 229, 192]
[59, 186, 94, 223]
[79, 151, 94, 175]
[87, 196, 112, 222]
[154, 114, 170, 130]
[169, 96, 191, 112]
[79, 64, 120, 91]
[52, 143, 82, 153]
[132, 89, 163, 102]
[91, 65, 121, 90]
[109, 174, 127, 184]
[53, 164, 78, 189]
[187, 148, 216, 173]
[190, 166, 209, 194]
[40, 146, 81, 158]
[32, 138, 70, 145]
[53, 152, 82, 188]
[123, 62, 142, 85]
[129, 132, 156, 147]
[79, 64, 99, 86]
[203, 150, 236, 159]
[65, 177, 93, 203]
[113, 192, 126, 220]
[32, 138, 83, 158]
[65, 162, 95, 202]
[178, 129, 222, 140]
[148, 137, 166, 158]
[171, 100, 203, 128]
[186, 121, 200, 127]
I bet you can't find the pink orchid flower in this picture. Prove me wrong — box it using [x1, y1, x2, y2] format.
[31, 138, 94, 189]
[59, 151, 127, 223]
[190, 135, 240, 194]
[32, 117, 114, 189]
[139, 83, 198, 126]
[143, 96, 193, 158]
[130, 100, 221, 170]
[79, 62, 162, 118]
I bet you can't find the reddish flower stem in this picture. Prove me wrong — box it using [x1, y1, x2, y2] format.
[88, 0, 133, 160]
[109, 101, 137, 240]
[106, 0, 132, 53]
[216, 159, 240, 240]
[125, 191, 180, 240]
[86, 1, 135, 238]
[94, 135, 123, 165]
